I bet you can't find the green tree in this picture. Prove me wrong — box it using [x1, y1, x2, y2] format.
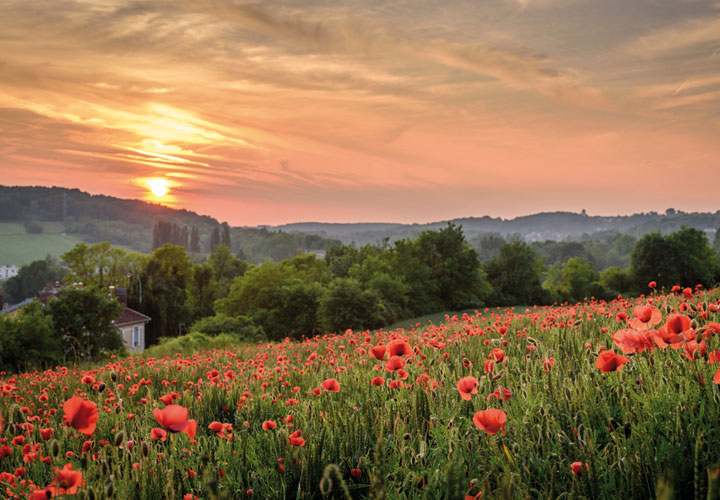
[2, 256, 66, 303]
[484, 240, 546, 306]
[186, 263, 215, 322]
[317, 278, 385, 333]
[599, 266, 632, 297]
[140, 244, 192, 344]
[630, 227, 719, 291]
[208, 245, 248, 299]
[46, 287, 124, 361]
[413, 224, 491, 310]
[561, 257, 600, 302]
[0, 301, 62, 372]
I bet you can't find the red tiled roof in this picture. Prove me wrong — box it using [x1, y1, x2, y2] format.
[115, 307, 151, 326]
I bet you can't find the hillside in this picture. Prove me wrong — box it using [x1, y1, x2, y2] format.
[275, 209, 720, 246]
[0, 186, 341, 266]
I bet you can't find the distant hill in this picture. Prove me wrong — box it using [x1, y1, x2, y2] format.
[0, 186, 341, 265]
[274, 209, 720, 246]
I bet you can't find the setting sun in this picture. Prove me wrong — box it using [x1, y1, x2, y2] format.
[147, 178, 169, 197]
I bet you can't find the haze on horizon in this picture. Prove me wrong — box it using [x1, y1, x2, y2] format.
[1, 0, 719, 226]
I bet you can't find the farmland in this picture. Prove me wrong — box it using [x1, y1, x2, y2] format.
[0, 223, 84, 267]
[2, 286, 720, 499]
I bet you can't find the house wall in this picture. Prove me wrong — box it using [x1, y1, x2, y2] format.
[120, 323, 145, 353]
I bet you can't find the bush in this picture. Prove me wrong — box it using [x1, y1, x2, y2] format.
[142, 332, 242, 358]
[0, 301, 62, 373]
[189, 314, 265, 341]
[23, 220, 43, 234]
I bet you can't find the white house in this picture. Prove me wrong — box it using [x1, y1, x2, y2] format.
[114, 307, 151, 353]
[0, 265, 19, 280]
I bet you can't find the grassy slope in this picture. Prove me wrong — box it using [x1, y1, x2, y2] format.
[0, 222, 84, 266]
[382, 305, 532, 331]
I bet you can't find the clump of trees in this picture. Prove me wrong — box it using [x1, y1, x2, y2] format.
[0, 287, 125, 372]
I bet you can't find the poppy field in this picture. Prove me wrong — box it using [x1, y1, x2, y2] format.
[3, 285, 720, 499]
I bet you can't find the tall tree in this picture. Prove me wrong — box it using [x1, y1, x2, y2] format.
[221, 222, 231, 248]
[190, 226, 201, 254]
[484, 240, 547, 306]
[210, 227, 221, 253]
[46, 287, 124, 361]
[140, 243, 192, 344]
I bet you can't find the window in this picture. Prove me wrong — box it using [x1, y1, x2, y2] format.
[132, 326, 140, 348]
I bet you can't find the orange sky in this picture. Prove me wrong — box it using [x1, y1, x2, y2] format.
[1, 0, 719, 226]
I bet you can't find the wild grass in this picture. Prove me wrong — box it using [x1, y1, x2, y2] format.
[2, 289, 720, 499]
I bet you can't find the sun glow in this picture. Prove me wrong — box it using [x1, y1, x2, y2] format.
[147, 178, 169, 197]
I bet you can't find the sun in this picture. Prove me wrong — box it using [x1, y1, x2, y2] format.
[147, 178, 169, 197]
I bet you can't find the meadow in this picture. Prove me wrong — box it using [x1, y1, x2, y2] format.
[0, 223, 83, 267]
[2, 285, 720, 499]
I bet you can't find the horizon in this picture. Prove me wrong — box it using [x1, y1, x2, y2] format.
[1, 1, 719, 226]
[4, 183, 715, 228]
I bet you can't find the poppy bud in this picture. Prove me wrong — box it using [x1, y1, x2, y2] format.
[403, 433, 411, 441]
[105, 479, 115, 497]
[110, 371, 118, 383]
[114, 431, 126, 447]
[141, 441, 150, 458]
[417, 476, 425, 488]
[87, 488, 97, 500]
[624, 422, 631, 438]
[692, 319, 699, 329]
[609, 418, 617, 433]
[98, 383, 106, 393]
[50, 439, 60, 457]
[200, 454, 210, 465]
[319, 476, 333, 495]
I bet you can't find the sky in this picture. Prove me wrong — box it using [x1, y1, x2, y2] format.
[1, 0, 719, 226]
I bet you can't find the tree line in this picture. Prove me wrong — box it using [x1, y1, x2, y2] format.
[2, 225, 719, 371]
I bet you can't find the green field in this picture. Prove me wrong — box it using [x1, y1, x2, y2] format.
[0, 222, 85, 266]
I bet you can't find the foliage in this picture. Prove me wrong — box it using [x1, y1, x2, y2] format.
[2, 255, 66, 303]
[139, 244, 192, 345]
[318, 278, 387, 333]
[141, 331, 241, 358]
[22, 220, 43, 234]
[45, 287, 125, 361]
[484, 240, 547, 306]
[0, 301, 61, 372]
[189, 314, 264, 341]
[630, 227, 719, 292]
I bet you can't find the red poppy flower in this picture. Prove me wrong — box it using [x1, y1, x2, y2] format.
[385, 355, 406, 371]
[48, 463, 84, 495]
[483, 360, 494, 374]
[289, 430, 305, 446]
[150, 428, 167, 441]
[595, 350, 629, 373]
[648, 281, 657, 289]
[571, 462, 588, 475]
[153, 405, 197, 443]
[370, 345, 386, 360]
[628, 305, 662, 330]
[612, 329, 653, 354]
[387, 340, 412, 357]
[456, 376, 478, 401]
[371, 376, 385, 386]
[63, 396, 98, 437]
[262, 420, 276, 431]
[487, 387, 512, 401]
[472, 409, 506, 436]
[350, 468, 362, 479]
[321, 378, 340, 392]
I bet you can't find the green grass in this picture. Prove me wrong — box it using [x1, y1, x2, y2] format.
[0, 222, 84, 266]
[2, 291, 720, 499]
